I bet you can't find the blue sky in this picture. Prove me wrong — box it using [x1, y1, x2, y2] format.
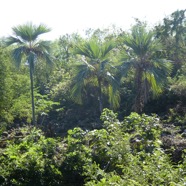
[1, 0, 185, 40]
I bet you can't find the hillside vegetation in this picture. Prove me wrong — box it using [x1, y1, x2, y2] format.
[0, 9, 186, 185]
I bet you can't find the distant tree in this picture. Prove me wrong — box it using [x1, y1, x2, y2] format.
[6, 22, 52, 125]
[155, 9, 186, 72]
[119, 25, 172, 113]
[58, 34, 80, 63]
[71, 38, 120, 113]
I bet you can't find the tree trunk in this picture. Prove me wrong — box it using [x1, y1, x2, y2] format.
[30, 66, 36, 126]
[134, 68, 143, 113]
[98, 78, 103, 113]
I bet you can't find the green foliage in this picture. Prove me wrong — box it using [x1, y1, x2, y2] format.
[7, 87, 59, 124]
[119, 23, 172, 113]
[61, 128, 92, 185]
[0, 47, 14, 123]
[0, 11, 186, 186]
[1, 109, 186, 185]
[71, 37, 120, 112]
[167, 108, 186, 126]
[35, 93, 60, 117]
[123, 112, 162, 153]
[84, 109, 184, 185]
[0, 127, 63, 185]
[165, 65, 186, 125]
[155, 9, 186, 75]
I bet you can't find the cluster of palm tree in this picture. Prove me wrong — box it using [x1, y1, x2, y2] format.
[6, 22, 173, 125]
[72, 25, 172, 113]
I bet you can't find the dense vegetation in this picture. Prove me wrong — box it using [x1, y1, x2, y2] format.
[0, 9, 186, 185]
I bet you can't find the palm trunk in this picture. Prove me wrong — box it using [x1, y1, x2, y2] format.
[98, 78, 103, 113]
[30, 66, 36, 126]
[134, 68, 143, 113]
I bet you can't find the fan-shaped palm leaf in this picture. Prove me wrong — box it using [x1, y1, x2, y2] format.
[12, 23, 51, 42]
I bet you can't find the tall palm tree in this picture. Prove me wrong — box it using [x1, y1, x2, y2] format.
[120, 25, 172, 113]
[6, 22, 52, 125]
[71, 38, 120, 113]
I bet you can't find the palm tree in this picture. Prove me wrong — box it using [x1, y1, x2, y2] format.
[120, 25, 172, 113]
[71, 38, 120, 113]
[6, 22, 52, 125]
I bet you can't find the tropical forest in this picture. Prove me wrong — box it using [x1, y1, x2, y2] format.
[0, 9, 186, 186]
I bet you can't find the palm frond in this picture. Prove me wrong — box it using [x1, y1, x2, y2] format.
[117, 59, 136, 80]
[105, 71, 120, 109]
[74, 45, 92, 58]
[74, 64, 93, 82]
[5, 36, 24, 46]
[12, 46, 27, 68]
[24, 40, 53, 67]
[124, 26, 154, 56]
[44, 53, 53, 66]
[12, 22, 51, 42]
[142, 71, 162, 97]
[33, 24, 51, 40]
[32, 43, 53, 66]
[87, 39, 100, 58]
[71, 81, 84, 104]
[75, 39, 100, 59]
[101, 41, 115, 58]
[71, 64, 93, 104]
[12, 24, 33, 42]
[34, 40, 51, 53]
[81, 57, 95, 71]
[148, 59, 172, 88]
[108, 85, 120, 109]
[152, 59, 173, 75]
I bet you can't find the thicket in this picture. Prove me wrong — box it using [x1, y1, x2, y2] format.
[0, 109, 186, 185]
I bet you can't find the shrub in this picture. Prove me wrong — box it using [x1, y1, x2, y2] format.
[0, 127, 63, 186]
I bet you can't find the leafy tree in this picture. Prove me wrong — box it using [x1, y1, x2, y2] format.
[6, 22, 52, 125]
[119, 25, 172, 113]
[0, 46, 13, 123]
[71, 38, 120, 113]
[57, 33, 81, 65]
[155, 9, 186, 72]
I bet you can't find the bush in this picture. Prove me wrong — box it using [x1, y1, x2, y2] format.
[0, 127, 64, 186]
[0, 110, 186, 185]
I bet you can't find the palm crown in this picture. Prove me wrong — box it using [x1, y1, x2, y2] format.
[6, 23, 52, 68]
[71, 38, 120, 113]
[120, 25, 172, 113]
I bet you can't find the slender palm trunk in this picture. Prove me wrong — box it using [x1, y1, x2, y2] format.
[30, 66, 36, 125]
[98, 78, 103, 113]
[134, 67, 143, 113]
